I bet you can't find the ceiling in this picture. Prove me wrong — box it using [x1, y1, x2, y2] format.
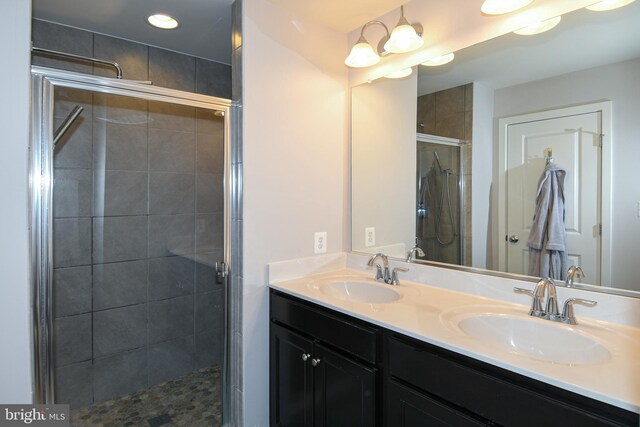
[32, 0, 234, 64]
[267, 0, 404, 32]
[417, 3, 640, 95]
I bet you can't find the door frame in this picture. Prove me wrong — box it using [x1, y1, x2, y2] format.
[29, 65, 236, 415]
[497, 101, 612, 287]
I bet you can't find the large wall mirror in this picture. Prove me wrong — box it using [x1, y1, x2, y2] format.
[351, 3, 640, 295]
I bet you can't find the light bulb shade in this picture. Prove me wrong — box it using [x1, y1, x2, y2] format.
[586, 0, 635, 11]
[345, 37, 380, 68]
[481, 0, 534, 15]
[385, 68, 413, 79]
[384, 22, 424, 53]
[514, 16, 561, 35]
[421, 53, 455, 67]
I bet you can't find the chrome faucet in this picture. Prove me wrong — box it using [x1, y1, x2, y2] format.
[406, 245, 425, 262]
[368, 253, 391, 284]
[391, 267, 409, 285]
[565, 266, 585, 287]
[515, 277, 596, 324]
[514, 278, 558, 318]
[560, 298, 597, 325]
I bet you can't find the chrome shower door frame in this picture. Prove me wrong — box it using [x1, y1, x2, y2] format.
[29, 66, 235, 417]
[416, 133, 466, 265]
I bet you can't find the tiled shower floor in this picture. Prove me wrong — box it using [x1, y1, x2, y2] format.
[70, 366, 221, 426]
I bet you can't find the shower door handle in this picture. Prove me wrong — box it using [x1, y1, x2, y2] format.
[506, 235, 519, 243]
[215, 261, 227, 284]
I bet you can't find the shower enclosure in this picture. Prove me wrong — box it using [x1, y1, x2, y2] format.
[31, 66, 232, 425]
[415, 133, 465, 265]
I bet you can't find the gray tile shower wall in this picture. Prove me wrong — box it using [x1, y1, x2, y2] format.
[32, 19, 231, 99]
[34, 20, 229, 408]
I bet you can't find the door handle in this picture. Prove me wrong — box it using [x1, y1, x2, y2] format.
[506, 235, 519, 243]
[301, 353, 310, 362]
[311, 358, 321, 367]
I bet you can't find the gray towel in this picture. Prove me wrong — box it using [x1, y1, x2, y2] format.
[527, 162, 568, 280]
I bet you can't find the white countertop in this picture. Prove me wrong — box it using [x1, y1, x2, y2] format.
[270, 268, 640, 414]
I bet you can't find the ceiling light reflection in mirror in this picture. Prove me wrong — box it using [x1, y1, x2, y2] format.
[421, 52, 455, 67]
[385, 68, 414, 79]
[481, 0, 534, 15]
[514, 15, 561, 35]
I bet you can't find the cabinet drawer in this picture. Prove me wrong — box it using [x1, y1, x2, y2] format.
[270, 291, 379, 364]
[387, 380, 486, 427]
[388, 336, 636, 427]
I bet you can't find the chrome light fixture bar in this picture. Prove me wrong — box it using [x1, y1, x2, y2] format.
[345, 5, 424, 68]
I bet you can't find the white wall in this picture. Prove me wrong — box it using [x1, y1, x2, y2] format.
[494, 58, 640, 291]
[0, 0, 33, 404]
[242, 0, 348, 423]
[471, 83, 494, 269]
[351, 75, 417, 256]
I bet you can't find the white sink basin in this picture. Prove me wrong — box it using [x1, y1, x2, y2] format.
[457, 313, 611, 365]
[318, 280, 401, 303]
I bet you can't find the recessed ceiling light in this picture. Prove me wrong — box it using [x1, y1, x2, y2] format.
[385, 68, 413, 79]
[421, 53, 455, 67]
[586, 0, 636, 11]
[514, 16, 562, 35]
[481, 0, 534, 15]
[147, 14, 179, 30]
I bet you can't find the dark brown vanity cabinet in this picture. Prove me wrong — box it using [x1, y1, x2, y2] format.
[270, 290, 639, 427]
[270, 291, 379, 427]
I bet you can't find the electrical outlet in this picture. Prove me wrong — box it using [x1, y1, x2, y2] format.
[365, 227, 375, 247]
[314, 232, 327, 254]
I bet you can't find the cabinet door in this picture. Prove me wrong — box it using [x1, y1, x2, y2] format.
[313, 343, 377, 427]
[387, 380, 486, 427]
[270, 324, 314, 427]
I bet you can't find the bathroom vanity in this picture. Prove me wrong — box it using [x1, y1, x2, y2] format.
[268, 255, 640, 427]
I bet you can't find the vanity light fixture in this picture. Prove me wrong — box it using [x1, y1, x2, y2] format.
[345, 21, 388, 68]
[147, 14, 179, 30]
[514, 16, 561, 35]
[385, 68, 413, 79]
[586, 0, 636, 11]
[384, 6, 424, 53]
[421, 52, 455, 66]
[481, 0, 534, 15]
[345, 6, 423, 68]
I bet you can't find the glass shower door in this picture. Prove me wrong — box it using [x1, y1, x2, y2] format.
[41, 82, 227, 425]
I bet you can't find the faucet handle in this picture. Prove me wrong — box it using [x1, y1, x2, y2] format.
[391, 267, 409, 285]
[561, 298, 597, 325]
[513, 287, 534, 297]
